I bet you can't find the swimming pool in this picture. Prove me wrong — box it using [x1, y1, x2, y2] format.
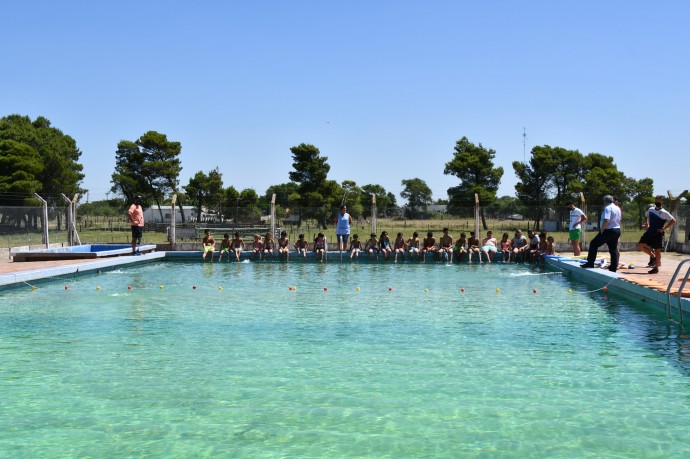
[1, 261, 690, 457]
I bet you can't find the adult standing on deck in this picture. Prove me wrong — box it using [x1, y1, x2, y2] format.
[128, 195, 144, 255]
[637, 195, 676, 274]
[581, 195, 621, 272]
[566, 202, 587, 256]
[335, 205, 353, 251]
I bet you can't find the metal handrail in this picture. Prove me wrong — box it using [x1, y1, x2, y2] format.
[666, 258, 690, 326]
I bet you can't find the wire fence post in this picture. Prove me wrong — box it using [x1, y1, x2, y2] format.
[61, 194, 73, 246]
[34, 193, 49, 248]
[71, 194, 81, 245]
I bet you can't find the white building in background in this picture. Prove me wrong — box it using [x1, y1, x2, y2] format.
[143, 206, 204, 223]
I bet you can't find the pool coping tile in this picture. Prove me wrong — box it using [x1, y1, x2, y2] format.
[545, 256, 690, 319]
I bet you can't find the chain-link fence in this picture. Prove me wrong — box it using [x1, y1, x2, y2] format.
[2, 203, 688, 251]
[1, 205, 71, 249]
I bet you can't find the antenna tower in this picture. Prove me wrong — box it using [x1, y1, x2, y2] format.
[522, 127, 526, 163]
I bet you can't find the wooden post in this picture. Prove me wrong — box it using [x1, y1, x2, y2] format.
[667, 190, 688, 250]
[271, 193, 276, 239]
[371, 195, 377, 235]
[474, 193, 480, 237]
[171, 193, 177, 244]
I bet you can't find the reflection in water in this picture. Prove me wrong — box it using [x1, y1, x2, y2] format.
[590, 292, 690, 376]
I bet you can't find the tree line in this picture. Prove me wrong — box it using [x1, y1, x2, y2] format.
[0, 114, 656, 230]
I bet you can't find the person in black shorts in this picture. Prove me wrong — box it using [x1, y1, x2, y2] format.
[637, 195, 675, 274]
[128, 195, 144, 255]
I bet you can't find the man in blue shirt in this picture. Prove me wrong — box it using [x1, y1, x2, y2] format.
[581, 195, 622, 272]
[637, 195, 675, 274]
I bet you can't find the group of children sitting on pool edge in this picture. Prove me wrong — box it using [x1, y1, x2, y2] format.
[201, 228, 556, 263]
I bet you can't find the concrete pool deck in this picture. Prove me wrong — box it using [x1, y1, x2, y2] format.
[0, 252, 165, 287]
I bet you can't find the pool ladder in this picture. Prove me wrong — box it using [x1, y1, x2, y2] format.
[666, 258, 690, 326]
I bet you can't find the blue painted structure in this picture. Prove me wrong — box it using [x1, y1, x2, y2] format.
[12, 244, 157, 262]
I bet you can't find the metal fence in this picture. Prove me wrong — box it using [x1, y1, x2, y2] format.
[2, 203, 687, 251]
[1, 205, 71, 249]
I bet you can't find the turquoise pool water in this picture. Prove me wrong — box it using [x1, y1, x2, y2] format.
[2, 262, 690, 457]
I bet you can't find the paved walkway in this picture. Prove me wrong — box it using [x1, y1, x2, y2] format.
[0, 257, 93, 275]
[580, 250, 690, 295]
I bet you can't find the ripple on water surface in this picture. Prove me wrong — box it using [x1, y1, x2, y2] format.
[1, 261, 690, 457]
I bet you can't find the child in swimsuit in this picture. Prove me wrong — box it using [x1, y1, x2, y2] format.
[422, 231, 436, 263]
[294, 234, 308, 259]
[263, 231, 274, 260]
[454, 233, 467, 263]
[313, 232, 326, 262]
[277, 231, 290, 261]
[366, 233, 379, 261]
[467, 231, 481, 264]
[500, 232, 512, 262]
[379, 231, 392, 261]
[202, 229, 215, 262]
[545, 236, 555, 255]
[480, 230, 498, 263]
[232, 232, 244, 261]
[350, 234, 362, 259]
[218, 233, 231, 262]
[439, 227, 453, 263]
[251, 234, 263, 261]
[393, 232, 406, 263]
[406, 232, 420, 261]
[535, 231, 548, 263]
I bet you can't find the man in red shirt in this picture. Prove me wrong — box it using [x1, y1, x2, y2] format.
[128, 195, 144, 255]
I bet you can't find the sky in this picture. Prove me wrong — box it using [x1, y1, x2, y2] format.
[2, 0, 689, 204]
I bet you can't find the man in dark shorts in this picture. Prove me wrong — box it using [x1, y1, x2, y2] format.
[637, 195, 675, 274]
[128, 195, 144, 255]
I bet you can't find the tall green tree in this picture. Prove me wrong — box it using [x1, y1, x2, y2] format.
[512, 146, 555, 229]
[0, 115, 84, 230]
[222, 186, 261, 222]
[261, 182, 299, 209]
[549, 147, 584, 204]
[0, 140, 44, 227]
[288, 143, 334, 228]
[111, 131, 183, 220]
[400, 178, 432, 218]
[360, 184, 395, 218]
[0, 114, 84, 201]
[627, 177, 654, 228]
[222, 185, 240, 222]
[581, 153, 628, 204]
[239, 188, 261, 219]
[444, 136, 503, 228]
[0, 140, 43, 202]
[184, 168, 224, 221]
[485, 195, 526, 219]
[340, 180, 363, 219]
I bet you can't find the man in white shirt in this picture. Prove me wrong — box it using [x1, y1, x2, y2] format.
[581, 195, 622, 272]
[566, 202, 587, 256]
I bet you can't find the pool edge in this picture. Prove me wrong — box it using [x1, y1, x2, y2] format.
[544, 256, 690, 320]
